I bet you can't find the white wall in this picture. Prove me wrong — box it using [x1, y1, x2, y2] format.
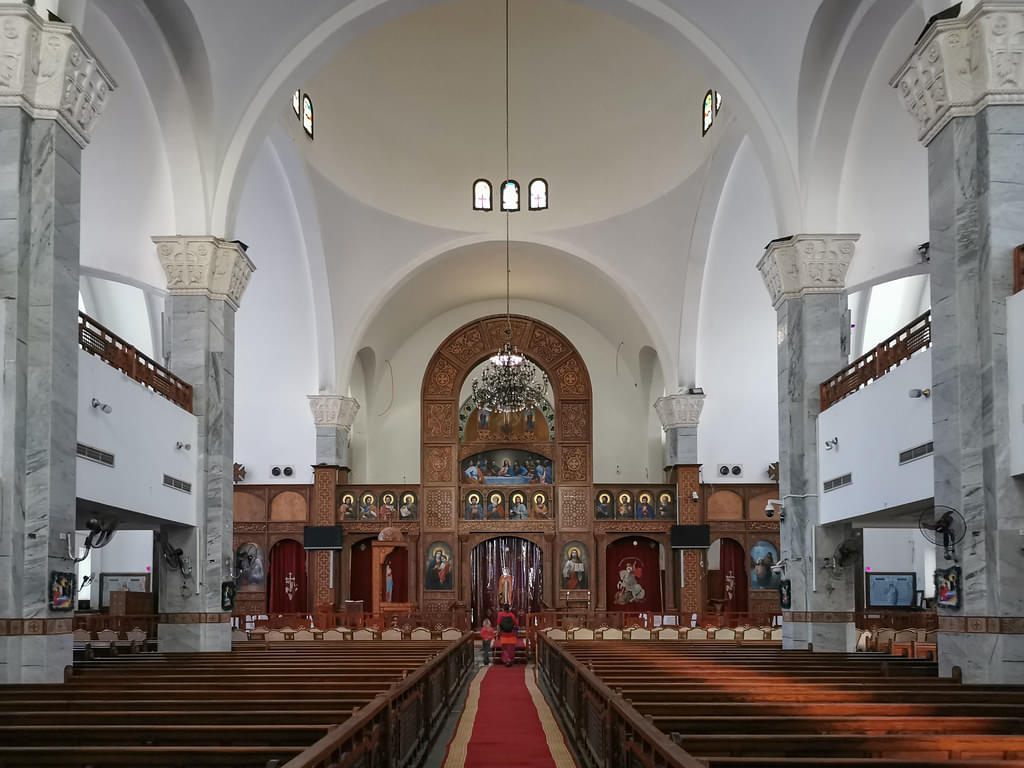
[1009, 291, 1024, 477]
[696, 139, 779, 484]
[355, 299, 662, 484]
[863, 528, 936, 599]
[233, 138, 318, 484]
[77, 350, 197, 526]
[818, 349, 934, 524]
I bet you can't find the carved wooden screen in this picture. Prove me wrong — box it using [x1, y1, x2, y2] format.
[421, 315, 593, 609]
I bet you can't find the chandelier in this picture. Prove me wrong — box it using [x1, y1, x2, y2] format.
[470, 0, 548, 415]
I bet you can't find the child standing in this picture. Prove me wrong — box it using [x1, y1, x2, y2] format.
[479, 619, 495, 665]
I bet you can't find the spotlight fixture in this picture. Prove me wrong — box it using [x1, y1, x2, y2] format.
[175, 441, 191, 451]
[90, 398, 112, 414]
[824, 437, 839, 451]
[690, 491, 699, 502]
[908, 388, 932, 399]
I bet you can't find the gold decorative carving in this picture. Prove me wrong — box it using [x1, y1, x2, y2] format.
[558, 402, 588, 441]
[425, 488, 455, 529]
[425, 446, 453, 483]
[558, 487, 590, 529]
[425, 402, 456, 441]
[343, 522, 418, 535]
[561, 445, 588, 482]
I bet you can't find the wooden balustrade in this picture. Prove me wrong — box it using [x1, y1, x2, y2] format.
[282, 633, 473, 768]
[820, 310, 931, 411]
[73, 613, 160, 637]
[233, 609, 470, 633]
[78, 311, 193, 413]
[537, 632, 705, 768]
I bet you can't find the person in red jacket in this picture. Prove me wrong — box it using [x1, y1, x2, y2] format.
[479, 619, 495, 666]
[495, 604, 518, 666]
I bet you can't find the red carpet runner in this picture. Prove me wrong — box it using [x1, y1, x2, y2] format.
[443, 665, 576, 768]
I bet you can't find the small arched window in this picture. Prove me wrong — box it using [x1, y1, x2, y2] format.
[292, 89, 300, 118]
[500, 180, 520, 212]
[528, 178, 548, 211]
[715, 91, 722, 114]
[302, 94, 314, 139]
[473, 179, 493, 211]
[702, 90, 714, 136]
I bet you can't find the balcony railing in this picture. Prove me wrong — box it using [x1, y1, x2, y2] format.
[78, 311, 193, 413]
[820, 310, 931, 411]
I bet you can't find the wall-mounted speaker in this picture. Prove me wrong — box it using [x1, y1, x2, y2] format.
[716, 464, 743, 478]
[271, 465, 295, 478]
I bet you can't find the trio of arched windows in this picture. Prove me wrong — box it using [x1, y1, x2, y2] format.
[473, 178, 547, 212]
[292, 89, 313, 139]
[703, 89, 723, 136]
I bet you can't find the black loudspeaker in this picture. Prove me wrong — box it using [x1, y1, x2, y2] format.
[303, 525, 343, 550]
[670, 524, 711, 549]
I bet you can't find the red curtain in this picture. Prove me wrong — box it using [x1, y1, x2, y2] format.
[268, 539, 307, 613]
[385, 548, 408, 603]
[605, 537, 662, 613]
[470, 536, 543, 628]
[714, 538, 748, 614]
[349, 538, 374, 608]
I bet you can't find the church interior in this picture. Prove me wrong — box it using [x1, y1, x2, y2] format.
[2, 0, 1024, 765]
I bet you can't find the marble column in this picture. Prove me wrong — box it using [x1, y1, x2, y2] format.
[307, 394, 359, 609]
[654, 393, 704, 615]
[892, 2, 1024, 683]
[758, 234, 859, 652]
[154, 236, 255, 652]
[0, 7, 112, 683]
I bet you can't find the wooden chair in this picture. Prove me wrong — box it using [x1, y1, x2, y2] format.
[381, 628, 403, 641]
[685, 627, 709, 640]
[568, 627, 594, 640]
[712, 627, 736, 641]
[264, 629, 287, 642]
[740, 627, 766, 642]
[769, 626, 783, 641]
[856, 628, 872, 651]
[626, 627, 652, 640]
[545, 627, 567, 641]
[231, 629, 249, 643]
[292, 629, 316, 641]
[125, 628, 148, 653]
[351, 628, 378, 640]
[654, 626, 679, 640]
[598, 627, 623, 640]
[322, 629, 347, 641]
[440, 627, 463, 640]
[409, 627, 432, 640]
[873, 627, 896, 652]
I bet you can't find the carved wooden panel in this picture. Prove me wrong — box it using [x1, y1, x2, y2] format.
[558, 401, 589, 442]
[445, 326, 486, 366]
[425, 357, 459, 397]
[424, 446, 453, 483]
[313, 467, 335, 525]
[484, 317, 529, 350]
[424, 488, 455, 529]
[234, 490, 266, 522]
[460, 520, 556, 533]
[554, 357, 588, 396]
[527, 324, 570, 368]
[424, 402, 456, 441]
[707, 489, 744, 521]
[234, 522, 267, 534]
[595, 521, 674, 533]
[459, 442, 554, 460]
[558, 487, 590, 529]
[268, 522, 305, 534]
[269, 490, 308, 522]
[560, 445, 588, 482]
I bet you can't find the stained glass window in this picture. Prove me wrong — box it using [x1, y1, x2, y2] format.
[715, 91, 722, 114]
[473, 179, 493, 211]
[702, 90, 714, 136]
[292, 89, 300, 118]
[528, 178, 548, 210]
[501, 180, 520, 212]
[302, 94, 313, 138]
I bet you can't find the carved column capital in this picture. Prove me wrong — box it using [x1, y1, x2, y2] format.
[154, 236, 256, 310]
[653, 393, 705, 430]
[892, 3, 1024, 146]
[757, 234, 858, 310]
[308, 394, 360, 430]
[0, 5, 115, 146]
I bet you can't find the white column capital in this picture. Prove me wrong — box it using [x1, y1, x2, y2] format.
[154, 236, 256, 310]
[308, 394, 360, 430]
[0, 4, 116, 146]
[654, 392, 705, 430]
[891, 2, 1024, 146]
[757, 234, 858, 310]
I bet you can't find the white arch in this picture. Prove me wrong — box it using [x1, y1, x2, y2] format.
[211, 0, 800, 239]
[338, 232, 675, 397]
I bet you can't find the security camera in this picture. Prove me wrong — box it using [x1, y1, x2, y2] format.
[770, 563, 785, 574]
[764, 499, 783, 520]
[764, 504, 774, 518]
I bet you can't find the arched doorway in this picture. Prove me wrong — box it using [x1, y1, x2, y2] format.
[470, 536, 543, 628]
[707, 537, 747, 615]
[606, 536, 663, 613]
[268, 538, 307, 613]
